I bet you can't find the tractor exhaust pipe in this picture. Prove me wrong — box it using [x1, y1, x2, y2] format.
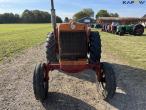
[50, 0, 56, 34]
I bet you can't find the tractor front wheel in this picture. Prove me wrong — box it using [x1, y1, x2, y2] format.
[89, 32, 101, 64]
[33, 63, 48, 102]
[97, 62, 116, 101]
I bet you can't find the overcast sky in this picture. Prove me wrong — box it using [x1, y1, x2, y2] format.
[0, 0, 145, 19]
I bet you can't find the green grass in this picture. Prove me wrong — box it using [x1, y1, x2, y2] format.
[98, 29, 146, 69]
[0, 24, 52, 61]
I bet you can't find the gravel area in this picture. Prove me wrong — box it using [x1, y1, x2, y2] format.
[0, 44, 146, 110]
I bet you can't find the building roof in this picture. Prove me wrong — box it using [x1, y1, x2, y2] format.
[77, 17, 94, 21]
[97, 17, 141, 21]
[97, 17, 146, 23]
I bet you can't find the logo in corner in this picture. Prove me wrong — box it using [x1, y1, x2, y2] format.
[122, 0, 146, 4]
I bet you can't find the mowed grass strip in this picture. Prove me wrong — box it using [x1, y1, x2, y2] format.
[99, 29, 146, 69]
[0, 24, 52, 61]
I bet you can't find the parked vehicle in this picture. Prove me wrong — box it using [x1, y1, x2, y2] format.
[95, 24, 102, 29]
[111, 22, 119, 33]
[116, 24, 144, 36]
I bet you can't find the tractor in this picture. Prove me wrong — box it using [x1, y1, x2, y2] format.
[102, 24, 112, 32]
[111, 22, 120, 34]
[102, 24, 108, 32]
[33, 0, 116, 102]
[116, 24, 144, 36]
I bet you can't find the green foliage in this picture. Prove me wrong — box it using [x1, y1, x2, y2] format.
[64, 17, 69, 23]
[82, 8, 94, 17]
[0, 10, 62, 23]
[56, 16, 63, 23]
[73, 8, 94, 20]
[21, 10, 51, 23]
[0, 13, 20, 23]
[96, 10, 110, 18]
[73, 11, 88, 20]
[96, 10, 119, 18]
[109, 13, 119, 17]
[143, 14, 146, 18]
[0, 24, 52, 61]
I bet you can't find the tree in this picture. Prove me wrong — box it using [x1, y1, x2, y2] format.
[0, 13, 20, 23]
[21, 9, 51, 23]
[110, 13, 119, 17]
[73, 11, 88, 20]
[32, 10, 51, 23]
[96, 10, 110, 18]
[114, 13, 119, 17]
[56, 16, 62, 23]
[143, 14, 146, 18]
[0, 9, 62, 24]
[73, 8, 94, 20]
[22, 10, 34, 23]
[14, 14, 20, 23]
[64, 17, 69, 22]
[96, 10, 119, 18]
[82, 8, 94, 17]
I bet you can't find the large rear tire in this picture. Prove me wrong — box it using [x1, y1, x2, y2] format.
[118, 27, 126, 36]
[119, 31, 124, 36]
[33, 64, 48, 102]
[97, 62, 116, 101]
[46, 32, 58, 63]
[133, 24, 144, 36]
[89, 32, 101, 64]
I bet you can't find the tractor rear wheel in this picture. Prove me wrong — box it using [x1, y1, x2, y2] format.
[119, 32, 123, 36]
[46, 32, 58, 63]
[97, 62, 116, 101]
[116, 32, 119, 35]
[33, 63, 48, 102]
[89, 32, 101, 64]
[119, 30, 124, 36]
[119, 27, 126, 36]
[133, 24, 144, 36]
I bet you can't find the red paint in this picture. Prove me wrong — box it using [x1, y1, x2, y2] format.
[43, 63, 102, 81]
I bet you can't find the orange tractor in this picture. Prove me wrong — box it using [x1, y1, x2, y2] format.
[33, 0, 116, 102]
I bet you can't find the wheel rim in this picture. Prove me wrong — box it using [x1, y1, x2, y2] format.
[97, 71, 107, 97]
[43, 67, 48, 91]
[99, 74, 106, 91]
[135, 28, 143, 35]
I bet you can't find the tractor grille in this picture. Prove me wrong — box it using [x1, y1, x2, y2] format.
[59, 31, 87, 60]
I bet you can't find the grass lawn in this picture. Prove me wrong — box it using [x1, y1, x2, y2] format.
[98, 29, 146, 69]
[0, 24, 52, 61]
